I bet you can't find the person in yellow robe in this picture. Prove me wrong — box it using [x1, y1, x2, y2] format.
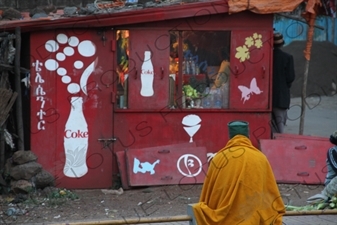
[192, 121, 285, 225]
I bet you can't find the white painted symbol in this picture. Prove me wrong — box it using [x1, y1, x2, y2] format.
[133, 158, 160, 175]
[207, 152, 216, 162]
[43, 33, 98, 179]
[140, 51, 154, 97]
[63, 97, 89, 178]
[44, 33, 97, 95]
[177, 154, 202, 177]
[238, 77, 263, 104]
[182, 114, 201, 143]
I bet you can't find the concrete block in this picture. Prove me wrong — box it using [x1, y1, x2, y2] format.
[187, 203, 197, 225]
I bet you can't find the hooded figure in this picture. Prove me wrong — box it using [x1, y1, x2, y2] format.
[307, 130, 337, 204]
[192, 121, 285, 225]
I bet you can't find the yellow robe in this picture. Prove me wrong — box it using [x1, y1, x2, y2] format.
[192, 135, 285, 225]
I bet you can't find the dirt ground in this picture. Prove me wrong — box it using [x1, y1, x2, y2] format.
[0, 183, 326, 225]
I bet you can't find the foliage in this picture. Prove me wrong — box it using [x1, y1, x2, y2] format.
[286, 195, 337, 211]
[48, 189, 79, 200]
[187, 76, 208, 95]
[183, 85, 200, 98]
[21, 189, 79, 207]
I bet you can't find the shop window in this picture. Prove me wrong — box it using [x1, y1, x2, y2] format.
[169, 31, 231, 109]
[116, 30, 129, 109]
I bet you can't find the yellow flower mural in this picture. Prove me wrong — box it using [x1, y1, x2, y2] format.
[235, 32, 263, 62]
[235, 46, 249, 62]
[245, 36, 254, 48]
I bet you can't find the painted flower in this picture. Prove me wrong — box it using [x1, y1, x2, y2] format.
[255, 39, 263, 48]
[235, 45, 250, 62]
[245, 36, 254, 48]
[253, 33, 262, 40]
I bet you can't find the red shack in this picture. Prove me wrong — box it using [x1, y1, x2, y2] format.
[1, 0, 311, 189]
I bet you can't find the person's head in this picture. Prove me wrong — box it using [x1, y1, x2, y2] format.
[330, 130, 337, 145]
[273, 32, 285, 48]
[228, 121, 249, 139]
[183, 39, 193, 52]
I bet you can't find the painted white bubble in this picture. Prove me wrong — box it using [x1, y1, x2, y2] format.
[74, 61, 84, 69]
[64, 47, 74, 56]
[57, 33, 68, 44]
[67, 83, 80, 94]
[57, 67, 67, 76]
[45, 40, 59, 52]
[45, 59, 59, 71]
[78, 40, 96, 57]
[62, 76, 71, 84]
[56, 52, 66, 61]
[68, 36, 79, 47]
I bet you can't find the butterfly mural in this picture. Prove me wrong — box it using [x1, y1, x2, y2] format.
[238, 78, 263, 103]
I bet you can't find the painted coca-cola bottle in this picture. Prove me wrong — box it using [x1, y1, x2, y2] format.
[140, 51, 154, 97]
[63, 96, 89, 178]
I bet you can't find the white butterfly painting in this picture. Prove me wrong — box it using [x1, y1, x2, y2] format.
[238, 78, 263, 103]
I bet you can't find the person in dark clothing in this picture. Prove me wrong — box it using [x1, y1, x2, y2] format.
[307, 130, 337, 204]
[272, 33, 295, 133]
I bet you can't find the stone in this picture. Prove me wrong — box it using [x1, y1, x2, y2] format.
[12, 150, 37, 165]
[11, 180, 34, 194]
[4, 158, 13, 175]
[32, 12, 48, 19]
[78, 3, 97, 15]
[42, 186, 59, 197]
[33, 169, 55, 189]
[10, 161, 42, 180]
[29, 5, 57, 17]
[63, 6, 78, 16]
[0, 174, 7, 186]
[29, 7, 46, 17]
[2, 8, 22, 20]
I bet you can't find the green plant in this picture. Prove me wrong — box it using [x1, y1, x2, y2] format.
[286, 195, 337, 211]
[47, 189, 79, 206]
[188, 76, 207, 94]
[49, 189, 78, 200]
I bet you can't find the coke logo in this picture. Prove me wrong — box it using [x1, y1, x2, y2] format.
[142, 69, 153, 74]
[64, 130, 89, 138]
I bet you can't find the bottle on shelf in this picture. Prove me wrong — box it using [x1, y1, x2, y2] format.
[213, 88, 222, 109]
[202, 87, 211, 108]
[221, 82, 229, 108]
[190, 57, 196, 75]
[185, 57, 190, 75]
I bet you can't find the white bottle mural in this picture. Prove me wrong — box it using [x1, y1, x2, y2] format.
[140, 51, 154, 97]
[44, 33, 97, 178]
[63, 97, 88, 177]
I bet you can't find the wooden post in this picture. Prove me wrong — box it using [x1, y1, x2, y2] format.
[299, 11, 316, 135]
[48, 210, 337, 225]
[299, 60, 309, 135]
[14, 27, 24, 150]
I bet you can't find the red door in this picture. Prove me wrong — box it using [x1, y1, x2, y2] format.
[30, 29, 114, 188]
[128, 30, 170, 110]
[230, 30, 272, 110]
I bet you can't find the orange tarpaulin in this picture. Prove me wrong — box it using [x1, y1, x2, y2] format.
[228, 0, 320, 14]
[228, 0, 303, 14]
